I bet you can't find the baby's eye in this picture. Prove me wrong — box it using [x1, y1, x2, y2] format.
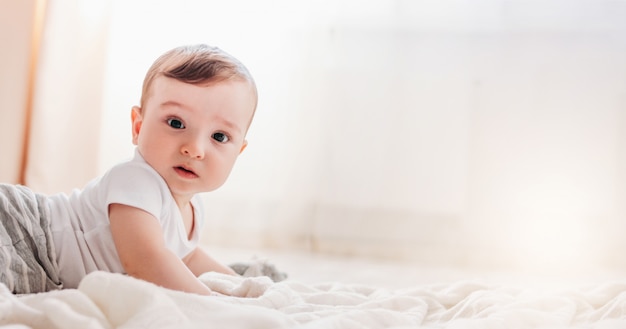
[167, 118, 185, 129]
[212, 132, 229, 143]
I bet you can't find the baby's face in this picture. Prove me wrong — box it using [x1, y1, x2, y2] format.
[132, 76, 256, 204]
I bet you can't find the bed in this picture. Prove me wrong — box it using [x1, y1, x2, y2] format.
[1, 250, 626, 329]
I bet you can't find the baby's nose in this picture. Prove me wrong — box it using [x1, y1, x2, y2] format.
[181, 139, 205, 159]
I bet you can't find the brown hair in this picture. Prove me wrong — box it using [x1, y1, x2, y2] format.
[140, 44, 258, 121]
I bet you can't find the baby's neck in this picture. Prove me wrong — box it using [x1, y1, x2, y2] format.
[179, 202, 195, 240]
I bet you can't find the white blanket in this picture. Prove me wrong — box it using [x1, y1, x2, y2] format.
[1, 271, 625, 328]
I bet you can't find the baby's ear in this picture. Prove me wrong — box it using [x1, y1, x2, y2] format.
[240, 140, 248, 154]
[131, 106, 143, 145]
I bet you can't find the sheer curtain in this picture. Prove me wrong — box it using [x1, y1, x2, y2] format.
[26, 0, 111, 194]
[0, 0, 42, 184]
[0, 0, 111, 194]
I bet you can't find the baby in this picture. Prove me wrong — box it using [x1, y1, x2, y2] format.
[0, 44, 257, 295]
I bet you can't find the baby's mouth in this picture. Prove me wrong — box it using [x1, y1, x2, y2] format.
[175, 166, 197, 177]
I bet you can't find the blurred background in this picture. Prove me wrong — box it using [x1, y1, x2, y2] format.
[2, 0, 626, 276]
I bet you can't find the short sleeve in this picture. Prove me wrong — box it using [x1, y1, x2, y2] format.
[101, 162, 167, 220]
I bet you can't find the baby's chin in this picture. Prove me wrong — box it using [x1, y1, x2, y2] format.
[167, 182, 223, 197]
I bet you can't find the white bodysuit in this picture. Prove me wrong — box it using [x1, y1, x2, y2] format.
[47, 149, 203, 288]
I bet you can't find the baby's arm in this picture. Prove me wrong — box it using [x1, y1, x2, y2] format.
[183, 247, 237, 277]
[108, 203, 213, 295]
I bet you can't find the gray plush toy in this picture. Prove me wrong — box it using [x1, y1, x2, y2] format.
[229, 258, 288, 282]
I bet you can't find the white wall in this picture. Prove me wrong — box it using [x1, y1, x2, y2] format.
[100, 0, 626, 273]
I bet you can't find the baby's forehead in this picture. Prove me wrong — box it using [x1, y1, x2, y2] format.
[146, 76, 250, 101]
[153, 74, 252, 91]
[146, 77, 256, 117]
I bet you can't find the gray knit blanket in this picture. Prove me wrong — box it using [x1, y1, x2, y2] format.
[0, 184, 62, 294]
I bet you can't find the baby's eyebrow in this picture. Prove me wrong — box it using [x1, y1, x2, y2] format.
[219, 119, 243, 136]
[160, 100, 186, 109]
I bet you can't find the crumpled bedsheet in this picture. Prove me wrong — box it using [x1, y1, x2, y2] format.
[0, 271, 625, 328]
